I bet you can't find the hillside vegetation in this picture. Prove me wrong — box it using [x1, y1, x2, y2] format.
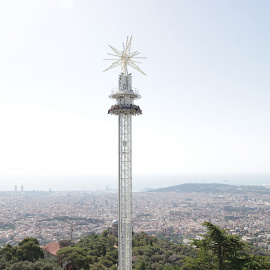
[1, 222, 270, 269]
[149, 183, 270, 194]
[57, 222, 270, 269]
[0, 238, 61, 269]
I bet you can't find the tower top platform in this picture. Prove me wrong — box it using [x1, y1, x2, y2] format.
[108, 74, 142, 116]
[109, 88, 141, 100]
[109, 73, 141, 100]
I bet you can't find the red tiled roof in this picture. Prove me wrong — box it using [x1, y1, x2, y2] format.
[41, 242, 61, 256]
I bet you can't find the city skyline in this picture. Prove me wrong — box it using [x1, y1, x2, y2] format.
[1, 187, 270, 251]
[0, 1, 269, 180]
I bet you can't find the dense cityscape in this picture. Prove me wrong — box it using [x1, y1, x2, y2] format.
[1, 184, 270, 251]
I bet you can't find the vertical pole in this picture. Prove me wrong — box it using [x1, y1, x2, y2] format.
[118, 113, 122, 269]
[118, 113, 132, 270]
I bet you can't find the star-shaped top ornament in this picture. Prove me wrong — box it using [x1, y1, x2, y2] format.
[104, 36, 146, 76]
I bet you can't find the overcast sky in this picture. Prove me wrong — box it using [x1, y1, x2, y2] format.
[0, 0, 269, 178]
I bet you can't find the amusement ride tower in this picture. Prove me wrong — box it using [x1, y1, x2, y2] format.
[104, 36, 146, 270]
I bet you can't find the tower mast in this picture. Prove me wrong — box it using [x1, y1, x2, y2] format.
[104, 36, 146, 270]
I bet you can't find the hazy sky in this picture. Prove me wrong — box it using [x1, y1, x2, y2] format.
[0, 0, 269, 177]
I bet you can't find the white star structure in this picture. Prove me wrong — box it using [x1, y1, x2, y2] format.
[104, 36, 147, 76]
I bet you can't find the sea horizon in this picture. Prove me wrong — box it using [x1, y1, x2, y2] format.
[0, 173, 269, 192]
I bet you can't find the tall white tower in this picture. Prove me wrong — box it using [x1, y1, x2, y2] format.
[104, 36, 146, 270]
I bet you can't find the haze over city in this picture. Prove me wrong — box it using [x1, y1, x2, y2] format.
[0, 0, 269, 190]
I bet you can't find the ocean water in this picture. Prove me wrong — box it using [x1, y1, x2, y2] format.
[0, 174, 269, 192]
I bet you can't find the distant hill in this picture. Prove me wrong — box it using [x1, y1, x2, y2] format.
[148, 183, 270, 194]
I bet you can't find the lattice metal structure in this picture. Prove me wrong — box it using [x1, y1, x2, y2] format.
[105, 36, 145, 270]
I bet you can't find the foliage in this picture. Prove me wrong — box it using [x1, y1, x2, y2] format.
[0, 238, 44, 268]
[1, 225, 270, 269]
[132, 232, 196, 269]
[39, 216, 102, 224]
[75, 230, 118, 269]
[63, 228, 270, 269]
[0, 238, 59, 269]
[156, 232, 184, 245]
[17, 238, 44, 262]
[57, 247, 90, 270]
[183, 221, 270, 270]
[6, 259, 61, 270]
[56, 230, 195, 269]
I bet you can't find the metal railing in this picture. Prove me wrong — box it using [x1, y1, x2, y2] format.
[111, 87, 139, 95]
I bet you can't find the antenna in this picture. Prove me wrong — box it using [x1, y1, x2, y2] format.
[70, 223, 73, 244]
